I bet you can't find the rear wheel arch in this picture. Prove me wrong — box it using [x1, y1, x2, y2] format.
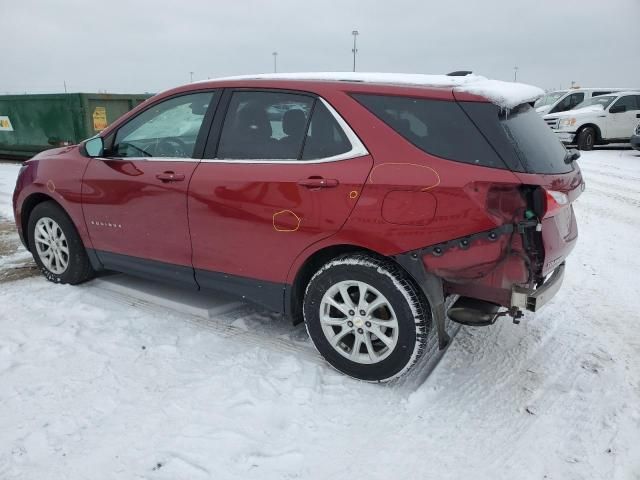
[287, 244, 387, 324]
[286, 244, 429, 325]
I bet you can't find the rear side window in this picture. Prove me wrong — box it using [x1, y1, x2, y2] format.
[352, 93, 506, 169]
[218, 91, 314, 160]
[302, 102, 352, 160]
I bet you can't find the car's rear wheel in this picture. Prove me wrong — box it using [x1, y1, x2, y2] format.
[577, 127, 595, 151]
[303, 253, 430, 382]
[27, 201, 95, 284]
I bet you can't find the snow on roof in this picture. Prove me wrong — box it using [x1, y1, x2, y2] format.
[208, 72, 545, 109]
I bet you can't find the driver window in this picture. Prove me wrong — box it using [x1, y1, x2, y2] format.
[113, 92, 213, 158]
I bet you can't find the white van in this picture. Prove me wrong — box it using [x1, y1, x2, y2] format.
[535, 88, 628, 115]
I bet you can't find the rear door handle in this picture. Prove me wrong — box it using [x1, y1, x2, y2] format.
[156, 171, 185, 182]
[297, 177, 339, 188]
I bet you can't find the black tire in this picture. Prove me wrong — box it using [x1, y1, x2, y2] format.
[303, 253, 431, 382]
[27, 201, 95, 285]
[577, 127, 595, 151]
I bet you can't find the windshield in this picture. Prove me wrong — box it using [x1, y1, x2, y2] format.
[574, 95, 616, 110]
[534, 91, 566, 108]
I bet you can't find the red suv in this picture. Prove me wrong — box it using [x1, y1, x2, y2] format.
[12, 73, 584, 382]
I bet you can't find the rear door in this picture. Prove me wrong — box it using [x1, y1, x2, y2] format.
[188, 89, 373, 289]
[82, 91, 218, 284]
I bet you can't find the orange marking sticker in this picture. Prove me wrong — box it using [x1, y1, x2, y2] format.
[273, 209, 301, 232]
[368, 162, 441, 192]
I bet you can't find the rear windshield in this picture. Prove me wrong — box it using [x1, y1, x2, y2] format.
[352, 94, 507, 169]
[534, 91, 565, 107]
[498, 104, 572, 174]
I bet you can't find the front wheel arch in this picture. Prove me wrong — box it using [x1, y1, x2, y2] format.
[20, 193, 64, 252]
[576, 123, 602, 145]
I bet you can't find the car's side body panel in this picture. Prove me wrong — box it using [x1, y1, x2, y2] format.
[13, 146, 92, 249]
[189, 155, 374, 284]
[81, 158, 199, 272]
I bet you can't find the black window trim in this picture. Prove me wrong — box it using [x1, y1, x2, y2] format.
[201, 87, 368, 164]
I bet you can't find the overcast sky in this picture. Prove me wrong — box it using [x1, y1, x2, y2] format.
[2, 0, 639, 94]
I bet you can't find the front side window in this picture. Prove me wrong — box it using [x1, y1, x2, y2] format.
[113, 92, 214, 158]
[610, 95, 639, 112]
[217, 91, 313, 160]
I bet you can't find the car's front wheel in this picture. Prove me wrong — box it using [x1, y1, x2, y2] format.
[27, 201, 95, 284]
[303, 254, 431, 382]
[577, 127, 595, 151]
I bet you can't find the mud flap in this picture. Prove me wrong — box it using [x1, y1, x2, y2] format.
[395, 254, 451, 350]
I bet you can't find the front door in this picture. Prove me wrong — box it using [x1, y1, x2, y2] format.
[606, 95, 640, 139]
[82, 91, 217, 285]
[188, 90, 373, 298]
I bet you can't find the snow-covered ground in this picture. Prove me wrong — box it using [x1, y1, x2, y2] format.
[1, 150, 639, 479]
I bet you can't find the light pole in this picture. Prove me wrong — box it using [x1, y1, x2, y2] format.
[513, 66, 519, 82]
[272, 52, 278, 73]
[189, 71, 194, 83]
[352, 30, 359, 72]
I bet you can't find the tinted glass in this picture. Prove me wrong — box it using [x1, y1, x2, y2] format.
[218, 91, 313, 160]
[353, 94, 506, 169]
[499, 104, 572, 174]
[611, 95, 639, 111]
[113, 92, 213, 158]
[550, 92, 584, 113]
[301, 102, 352, 160]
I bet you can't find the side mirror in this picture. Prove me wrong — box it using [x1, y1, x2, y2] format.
[609, 104, 626, 114]
[84, 136, 104, 157]
[565, 149, 581, 164]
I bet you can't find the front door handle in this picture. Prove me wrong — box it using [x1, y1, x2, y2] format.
[156, 171, 185, 182]
[297, 177, 339, 188]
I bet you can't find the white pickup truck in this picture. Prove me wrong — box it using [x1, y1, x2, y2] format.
[534, 88, 625, 115]
[543, 91, 640, 150]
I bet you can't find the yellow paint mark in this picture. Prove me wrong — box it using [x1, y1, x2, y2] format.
[92, 106, 108, 132]
[349, 190, 359, 199]
[46, 180, 55, 193]
[368, 162, 441, 192]
[273, 209, 301, 232]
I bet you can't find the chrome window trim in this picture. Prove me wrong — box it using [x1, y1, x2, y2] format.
[97, 156, 198, 163]
[201, 97, 368, 164]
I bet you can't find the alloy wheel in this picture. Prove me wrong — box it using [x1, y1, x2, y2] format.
[319, 280, 399, 364]
[34, 217, 69, 274]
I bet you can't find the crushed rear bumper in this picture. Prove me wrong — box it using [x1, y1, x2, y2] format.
[511, 263, 565, 312]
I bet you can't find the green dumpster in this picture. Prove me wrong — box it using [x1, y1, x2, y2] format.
[0, 93, 152, 159]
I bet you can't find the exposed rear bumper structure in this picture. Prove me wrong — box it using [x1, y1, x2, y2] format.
[511, 263, 565, 312]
